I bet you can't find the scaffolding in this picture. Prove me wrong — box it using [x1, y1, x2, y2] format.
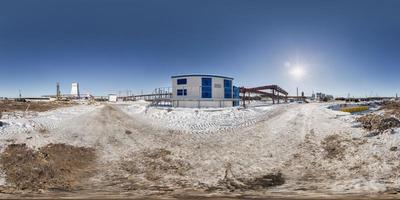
[133, 87, 172, 106]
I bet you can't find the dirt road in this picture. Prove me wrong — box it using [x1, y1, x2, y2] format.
[1, 103, 399, 198]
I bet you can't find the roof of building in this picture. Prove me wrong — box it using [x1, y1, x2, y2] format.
[171, 74, 234, 80]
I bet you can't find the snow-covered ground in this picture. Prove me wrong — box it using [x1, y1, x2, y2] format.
[115, 101, 400, 194]
[1, 100, 400, 197]
[120, 100, 280, 135]
[0, 104, 101, 148]
[0, 105, 100, 131]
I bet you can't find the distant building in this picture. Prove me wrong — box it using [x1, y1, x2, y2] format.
[171, 74, 239, 108]
[71, 82, 80, 98]
[316, 92, 325, 101]
[326, 95, 334, 100]
[311, 91, 316, 100]
[316, 92, 334, 101]
[108, 94, 117, 102]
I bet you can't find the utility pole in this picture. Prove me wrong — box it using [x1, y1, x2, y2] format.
[56, 82, 61, 100]
[19, 89, 22, 100]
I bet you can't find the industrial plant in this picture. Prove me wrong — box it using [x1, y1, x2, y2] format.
[1, 0, 400, 198]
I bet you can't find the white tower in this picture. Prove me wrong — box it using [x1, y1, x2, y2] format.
[71, 82, 80, 98]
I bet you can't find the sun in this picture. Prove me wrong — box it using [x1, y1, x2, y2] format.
[289, 66, 305, 79]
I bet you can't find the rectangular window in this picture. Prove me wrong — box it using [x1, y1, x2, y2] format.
[177, 78, 187, 85]
[233, 86, 240, 106]
[177, 89, 183, 96]
[224, 79, 232, 98]
[177, 89, 187, 96]
[233, 86, 240, 99]
[201, 78, 212, 98]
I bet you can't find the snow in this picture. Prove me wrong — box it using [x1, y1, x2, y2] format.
[0, 104, 101, 141]
[1, 100, 400, 195]
[120, 100, 279, 134]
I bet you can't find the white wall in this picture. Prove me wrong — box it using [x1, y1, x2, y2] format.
[71, 82, 80, 97]
[212, 77, 225, 99]
[109, 95, 117, 102]
[172, 76, 201, 99]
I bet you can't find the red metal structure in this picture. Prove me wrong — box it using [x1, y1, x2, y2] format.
[240, 85, 288, 107]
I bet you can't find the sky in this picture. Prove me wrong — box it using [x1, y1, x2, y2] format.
[0, 0, 400, 97]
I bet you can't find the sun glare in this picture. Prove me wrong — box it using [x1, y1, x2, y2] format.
[289, 66, 305, 79]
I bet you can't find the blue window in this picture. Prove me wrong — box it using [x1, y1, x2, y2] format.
[177, 79, 187, 85]
[224, 79, 232, 98]
[233, 86, 240, 106]
[233, 86, 240, 99]
[177, 89, 187, 96]
[201, 78, 212, 98]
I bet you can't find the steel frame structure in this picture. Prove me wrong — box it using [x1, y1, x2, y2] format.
[240, 85, 288, 107]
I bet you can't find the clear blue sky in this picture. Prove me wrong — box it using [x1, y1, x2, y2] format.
[0, 0, 399, 97]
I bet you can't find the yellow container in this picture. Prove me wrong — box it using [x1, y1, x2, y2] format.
[340, 106, 369, 113]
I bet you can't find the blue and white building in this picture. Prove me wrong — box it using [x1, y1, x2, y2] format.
[171, 74, 240, 108]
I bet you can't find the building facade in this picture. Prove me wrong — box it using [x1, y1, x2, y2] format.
[108, 94, 117, 102]
[70, 82, 80, 98]
[171, 74, 239, 108]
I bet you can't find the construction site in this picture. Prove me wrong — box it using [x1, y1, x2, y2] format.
[2, 0, 400, 198]
[1, 75, 400, 199]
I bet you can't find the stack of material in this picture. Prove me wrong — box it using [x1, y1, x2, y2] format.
[381, 101, 400, 118]
[340, 106, 369, 113]
[357, 114, 400, 135]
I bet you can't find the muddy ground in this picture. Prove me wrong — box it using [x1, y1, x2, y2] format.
[0, 100, 76, 114]
[380, 101, 400, 118]
[356, 101, 400, 136]
[0, 143, 96, 192]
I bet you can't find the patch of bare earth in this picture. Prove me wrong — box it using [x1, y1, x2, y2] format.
[115, 148, 191, 191]
[0, 100, 76, 113]
[211, 163, 285, 192]
[357, 114, 400, 136]
[281, 130, 370, 191]
[118, 148, 285, 192]
[380, 101, 400, 118]
[0, 143, 96, 192]
[0, 112, 3, 127]
[321, 134, 346, 160]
